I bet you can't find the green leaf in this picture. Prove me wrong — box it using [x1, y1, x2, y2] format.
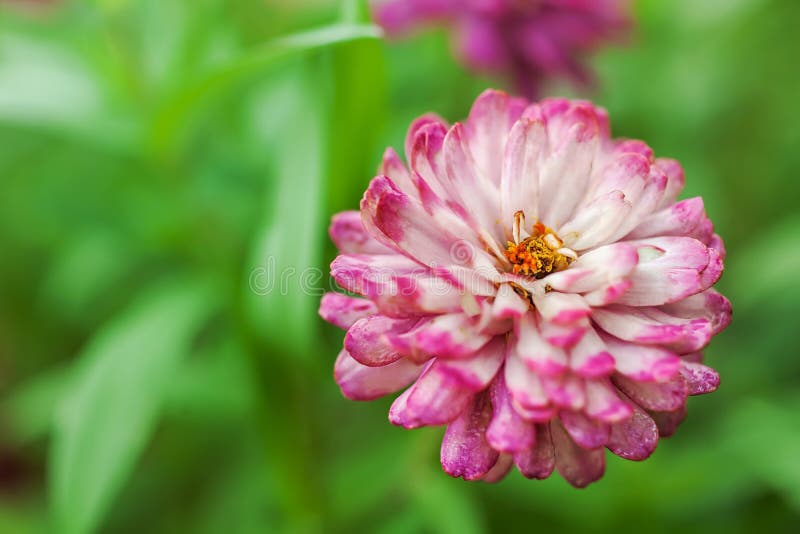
[150, 22, 381, 152]
[243, 63, 328, 357]
[49, 278, 218, 534]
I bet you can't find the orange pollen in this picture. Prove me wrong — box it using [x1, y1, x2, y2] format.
[505, 231, 573, 279]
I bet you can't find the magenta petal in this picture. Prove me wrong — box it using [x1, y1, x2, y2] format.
[679, 361, 720, 395]
[648, 406, 687, 437]
[436, 336, 505, 390]
[602, 334, 681, 382]
[334, 350, 424, 401]
[513, 424, 555, 480]
[390, 313, 492, 359]
[330, 211, 394, 255]
[613, 374, 688, 412]
[584, 378, 633, 423]
[405, 363, 474, 426]
[441, 392, 499, 481]
[319, 293, 377, 330]
[560, 411, 610, 449]
[481, 453, 514, 483]
[344, 315, 417, 367]
[551, 419, 606, 488]
[487, 372, 536, 453]
[606, 403, 659, 460]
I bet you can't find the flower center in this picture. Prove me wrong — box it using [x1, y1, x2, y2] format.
[504, 211, 576, 278]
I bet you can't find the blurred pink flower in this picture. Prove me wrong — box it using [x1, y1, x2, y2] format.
[320, 90, 730, 487]
[372, 0, 631, 97]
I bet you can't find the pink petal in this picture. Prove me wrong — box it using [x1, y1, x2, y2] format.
[362, 176, 487, 272]
[538, 314, 589, 348]
[584, 378, 633, 423]
[533, 291, 591, 324]
[545, 242, 638, 293]
[613, 374, 688, 412]
[480, 453, 514, 483]
[334, 350, 424, 401]
[558, 191, 633, 252]
[344, 315, 417, 366]
[606, 402, 659, 460]
[435, 337, 505, 390]
[407, 119, 449, 198]
[396, 364, 474, 428]
[331, 254, 464, 316]
[487, 372, 537, 453]
[648, 406, 687, 437]
[560, 410, 610, 449]
[515, 314, 568, 375]
[551, 419, 606, 488]
[504, 346, 550, 412]
[514, 424, 556, 480]
[569, 327, 615, 378]
[539, 102, 604, 228]
[441, 392, 499, 480]
[541, 374, 586, 410]
[319, 293, 377, 330]
[679, 361, 720, 395]
[389, 313, 492, 359]
[654, 158, 686, 210]
[626, 197, 713, 242]
[492, 283, 530, 320]
[380, 147, 416, 198]
[659, 289, 732, 337]
[465, 89, 524, 186]
[330, 211, 394, 255]
[500, 118, 545, 228]
[592, 305, 715, 353]
[602, 334, 681, 382]
[616, 237, 709, 306]
[443, 123, 502, 239]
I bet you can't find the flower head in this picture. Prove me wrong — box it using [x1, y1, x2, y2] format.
[372, 0, 632, 98]
[320, 90, 731, 487]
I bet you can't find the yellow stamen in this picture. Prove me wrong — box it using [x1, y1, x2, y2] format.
[504, 219, 574, 278]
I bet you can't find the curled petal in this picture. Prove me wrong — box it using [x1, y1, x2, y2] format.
[584, 378, 633, 423]
[603, 334, 681, 382]
[648, 406, 687, 437]
[391, 363, 474, 428]
[560, 410, 610, 449]
[436, 337, 505, 390]
[679, 361, 720, 395]
[616, 237, 710, 306]
[389, 313, 492, 359]
[319, 293, 377, 330]
[592, 305, 715, 353]
[330, 211, 395, 255]
[345, 315, 417, 367]
[514, 424, 556, 480]
[607, 402, 659, 460]
[515, 314, 568, 375]
[441, 392, 499, 480]
[334, 350, 424, 401]
[480, 453, 515, 483]
[551, 419, 606, 488]
[613, 374, 688, 412]
[487, 371, 537, 453]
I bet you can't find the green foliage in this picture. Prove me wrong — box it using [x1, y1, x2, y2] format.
[0, 0, 799, 532]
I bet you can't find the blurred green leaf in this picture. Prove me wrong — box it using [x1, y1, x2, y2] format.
[243, 63, 328, 357]
[151, 21, 381, 152]
[49, 278, 218, 534]
[1, 363, 72, 445]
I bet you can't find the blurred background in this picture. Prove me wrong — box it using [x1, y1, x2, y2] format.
[1, 0, 800, 532]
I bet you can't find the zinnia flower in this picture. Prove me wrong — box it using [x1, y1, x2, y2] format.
[371, 0, 631, 98]
[320, 90, 730, 487]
